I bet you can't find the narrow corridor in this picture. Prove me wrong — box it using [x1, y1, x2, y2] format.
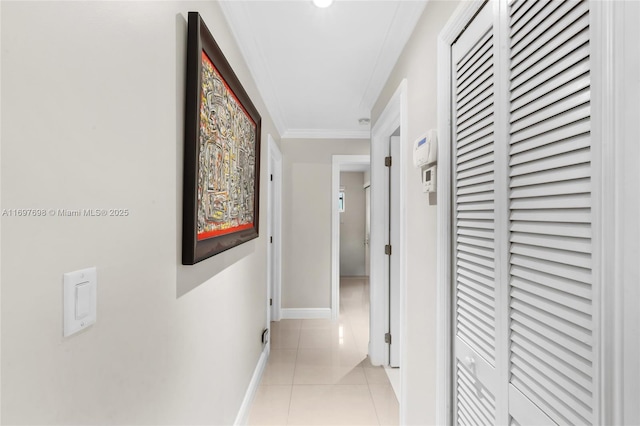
[248, 277, 399, 425]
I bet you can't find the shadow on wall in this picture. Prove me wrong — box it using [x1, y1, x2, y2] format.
[175, 242, 256, 298]
[173, 13, 255, 298]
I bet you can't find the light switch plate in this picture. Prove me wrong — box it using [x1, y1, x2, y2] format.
[63, 267, 97, 337]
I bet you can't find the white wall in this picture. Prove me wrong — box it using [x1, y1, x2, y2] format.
[370, 1, 459, 424]
[281, 139, 369, 309]
[0, 1, 279, 424]
[339, 172, 365, 277]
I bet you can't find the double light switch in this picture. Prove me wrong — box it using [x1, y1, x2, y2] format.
[63, 267, 97, 337]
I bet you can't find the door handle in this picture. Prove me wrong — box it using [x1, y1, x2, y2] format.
[465, 355, 483, 396]
[465, 356, 476, 370]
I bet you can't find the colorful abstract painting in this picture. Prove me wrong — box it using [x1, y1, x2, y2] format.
[197, 52, 256, 241]
[183, 12, 261, 265]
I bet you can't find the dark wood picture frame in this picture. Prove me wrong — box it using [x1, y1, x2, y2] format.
[183, 12, 261, 265]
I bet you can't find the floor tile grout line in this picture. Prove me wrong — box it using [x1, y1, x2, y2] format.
[285, 324, 301, 425]
[367, 378, 385, 426]
[251, 279, 397, 425]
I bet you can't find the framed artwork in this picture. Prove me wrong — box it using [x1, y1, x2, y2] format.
[183, 12, 262, 265]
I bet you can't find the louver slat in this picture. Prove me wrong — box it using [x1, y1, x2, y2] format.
[458, 39, 492, 82]
[510, 254, 591, 285]
[458, 274, 495, 300]
[511, 334, 592, 388]
[510, 264, 591, 300]
[510, 178, 590, 199]
[511, 40, 589, 102]
[511, 162, 590, 186]
[457, 162, 495, 182]
[510, 120, 590, 155]
[458, 133, 493, 157]
[510, 0, 555, 40]
[511, 1, 586, 60]
[510, 0, 538, 23]
[510, 232, 591, 254]
[507, 2, 593, 424]
[510, 193, 590, 210]
[457, 172, 495, 189]
[511, 43, 589, 104]
[457, 56, 493, 98]
[510, 221, 590, 239]
[458, 265, 496, 290]
[511, 77, 590, 126]
[510, 133, 590, 166]
[458, 95, 494, 128]
[458, 233, 495, 249]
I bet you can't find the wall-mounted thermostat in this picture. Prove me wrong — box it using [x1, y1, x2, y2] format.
[415, 130, 438, 194]
[423, 165, 437, 193]
[413, 129, 437, 168]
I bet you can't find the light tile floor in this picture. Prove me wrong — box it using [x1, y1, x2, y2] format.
[248, 277, 399, 426]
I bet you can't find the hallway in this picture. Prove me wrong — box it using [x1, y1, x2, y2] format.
[1, 1, 638, 424]
[248, 277, 398, 425]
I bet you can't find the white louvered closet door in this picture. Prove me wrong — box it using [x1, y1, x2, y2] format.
[506, 0, 594, 424]
[451, 3, 500, 425]
[449, 0, 597, 424]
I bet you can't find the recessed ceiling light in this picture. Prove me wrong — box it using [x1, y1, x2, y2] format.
[312, 0, 334, 8]
[358, 118, 370, 125]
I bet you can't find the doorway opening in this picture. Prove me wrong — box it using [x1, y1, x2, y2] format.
[369, 80, 408, 419]
[331, 155, 371, 320]
[339, 170, 368, 276]
[338, 167, 371, 357]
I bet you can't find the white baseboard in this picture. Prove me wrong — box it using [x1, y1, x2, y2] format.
[234, 347, 269, 426]
[280, 308, 332, 319]
[385, 366, 401, 402]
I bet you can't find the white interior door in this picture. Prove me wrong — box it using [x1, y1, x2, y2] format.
[506, 0, 595, 423]
[267, 137, 282, 323]
[451, 3, 499, 424]
[448, 1, 597, 424]
[389, 135, 401, 368]
[268, 159, 274, 325]
[365, 185, 371, 278]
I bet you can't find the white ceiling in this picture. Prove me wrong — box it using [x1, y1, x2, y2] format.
[219, 0, 428, 139]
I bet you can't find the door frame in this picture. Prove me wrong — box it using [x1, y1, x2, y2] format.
[267, 134, 282, 322]
[591, 2, 640, 424]
[369, 79, 408, 420]
[388, 135, 401, 369]
[331, 155, 370, 320]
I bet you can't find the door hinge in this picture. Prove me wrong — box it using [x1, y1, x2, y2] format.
[270, 174, 273, 181]
[270, 298, 273, 306]
[385, 244, 392, 255]
[270, 236, 273, 244]
[385, 333, 392, 344]
[385, 156, 392, 167]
